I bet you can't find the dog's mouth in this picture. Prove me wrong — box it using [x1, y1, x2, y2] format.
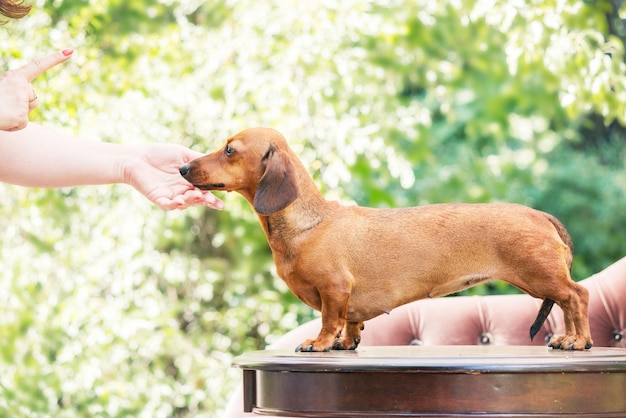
[193, 183, 226, 190]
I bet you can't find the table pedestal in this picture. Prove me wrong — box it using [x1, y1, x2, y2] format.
[233, 345, 626, 417]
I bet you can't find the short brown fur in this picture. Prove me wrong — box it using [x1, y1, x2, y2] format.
[180, 127, 592, 351]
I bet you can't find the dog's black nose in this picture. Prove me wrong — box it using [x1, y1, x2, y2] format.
[179, 164, 190, 177]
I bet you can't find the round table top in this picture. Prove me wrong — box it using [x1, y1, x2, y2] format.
[234, 345, 626, 372]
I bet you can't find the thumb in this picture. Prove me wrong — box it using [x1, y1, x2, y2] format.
[182, 147, 205, 162]
[15, 48, 74, 82]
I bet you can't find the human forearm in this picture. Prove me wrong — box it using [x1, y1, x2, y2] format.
[0, 123, 129, 187]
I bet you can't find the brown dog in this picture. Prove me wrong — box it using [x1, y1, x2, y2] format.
[179, 127, 592, 352]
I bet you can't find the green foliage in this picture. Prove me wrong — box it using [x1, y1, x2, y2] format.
[1, 0, 626, 416]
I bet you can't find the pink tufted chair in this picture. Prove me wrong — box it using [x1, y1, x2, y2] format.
[224, 256, 626, 417]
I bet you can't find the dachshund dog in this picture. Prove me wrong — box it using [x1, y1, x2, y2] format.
[179, 127, 592, 352]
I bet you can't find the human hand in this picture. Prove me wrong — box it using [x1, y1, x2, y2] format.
[0, 49, 74, 131]
[122, 143, 225, 211]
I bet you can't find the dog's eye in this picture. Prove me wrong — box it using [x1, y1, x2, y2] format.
[225, 144, 235, 157]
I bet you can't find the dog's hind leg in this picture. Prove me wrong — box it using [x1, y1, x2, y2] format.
[512, 261, 592, 350]
[548, 282, 592, 350]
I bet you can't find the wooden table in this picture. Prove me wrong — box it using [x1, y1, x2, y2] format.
[233, 345, 626, 417]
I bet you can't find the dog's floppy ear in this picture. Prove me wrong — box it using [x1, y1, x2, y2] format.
[253, 145, 299, 215]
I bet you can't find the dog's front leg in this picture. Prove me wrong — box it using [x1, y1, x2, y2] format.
[333, 321, 364, 350]
[295, 290, 350, 352]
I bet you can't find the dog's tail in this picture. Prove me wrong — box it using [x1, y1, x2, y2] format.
[529, 212, 574, 341]
[530, 298, 555, 341]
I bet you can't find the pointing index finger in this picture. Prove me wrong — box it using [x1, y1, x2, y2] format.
[15, 48, 74, 82]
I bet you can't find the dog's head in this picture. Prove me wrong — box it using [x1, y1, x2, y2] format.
[180, 127, 299, 215]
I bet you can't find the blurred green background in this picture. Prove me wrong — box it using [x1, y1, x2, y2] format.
[1, 0, 625, 416]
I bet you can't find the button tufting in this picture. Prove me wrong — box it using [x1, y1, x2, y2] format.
[409, 339, 423, 346]
[612, 330, 624, 342]
[479, 333, 492, 345]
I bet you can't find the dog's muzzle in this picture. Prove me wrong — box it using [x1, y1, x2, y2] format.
[179, 164, 225, 190]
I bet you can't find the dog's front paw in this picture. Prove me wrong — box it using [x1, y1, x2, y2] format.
[295, 339, 332, 352]
[332, 336, 360, 350]
[329, 321, 363, 350]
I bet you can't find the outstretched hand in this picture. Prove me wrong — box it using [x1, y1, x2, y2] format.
[123, 144, 224, 211]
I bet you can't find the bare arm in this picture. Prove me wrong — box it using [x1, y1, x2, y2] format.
[0, 123, 224, 210]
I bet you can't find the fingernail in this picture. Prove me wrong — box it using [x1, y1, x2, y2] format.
[62, 48, 74, 56]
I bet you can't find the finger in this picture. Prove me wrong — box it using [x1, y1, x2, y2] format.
[181, 188, 225, 208]
[153, 196, 185, 211]
[180, 190, 209, 206]
[7, 119, 28, 132]
[28, 87, 38, 111]
[199, 192, 225, 210]
[179, 146, 204, 162]
[205, 200, 225, 210]
[28, 98, 38, 111]
[15, 49, 74, 82]
[152, 188, 224, 211]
